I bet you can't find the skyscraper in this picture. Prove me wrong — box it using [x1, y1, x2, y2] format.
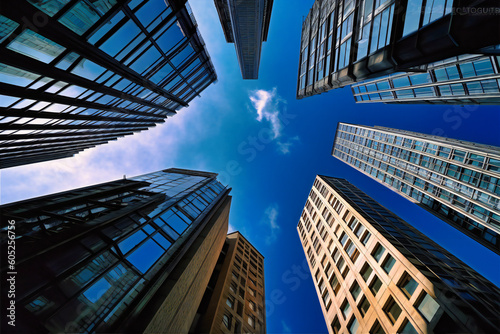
[0, 0, 216, 169]
[297, 175, 500, 334]
[192, 231, 266, 333]
[214, 0, 273, 79]
[351, 54, 500, 104]
[0, 168, 231, 333]
[332, 123, 500, 254]
[296, 0, 499, 99]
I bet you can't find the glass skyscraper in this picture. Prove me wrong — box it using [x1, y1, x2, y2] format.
[332, 123, 500, 254]
[298, 175, 500, 334]
[351, 54, 500, 104]
[214, 0, 273, 79]
[0, 168, 231, 332]
[297, 0, 499, 99]
[0, 0, 216, 169]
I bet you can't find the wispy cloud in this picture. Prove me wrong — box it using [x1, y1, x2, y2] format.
[228, 223, 236, 234]
[0, 97, 214, 204]
[282, 320, 292, 333]
[248, 88, 299, 155]
[262, 203, 280, 244]
[277, 136, 300, 155]
[249, 88, 283, 138]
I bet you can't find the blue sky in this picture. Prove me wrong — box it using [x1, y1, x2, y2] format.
[1, 1, 500, 333]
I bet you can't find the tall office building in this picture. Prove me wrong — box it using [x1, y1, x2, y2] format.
[297, 175, 500, 334]
[214, 0, 273, 79]
[0, 168, 231, 333]
[191, 231, 266, 333]
[0, 0, 217, 169]
[351, 54, 500, 104]
[332, 123, 500, 254]
[297, 0, 499, 99]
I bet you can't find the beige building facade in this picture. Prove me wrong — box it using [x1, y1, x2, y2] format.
[191, 232, 266, 333]
[297, 175, 500, 334]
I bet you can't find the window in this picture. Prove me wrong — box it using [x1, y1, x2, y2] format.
[370, 276, 382, 295]
[399, 273, 418, 298]
[416, 292, 440, 322]
[360, 263, 373, 282]
[358, 296, 370, 317]
[348, 316, 360, 334]
[372, 243, 385, 262]
[382, 254, 396, 274]
[322, 290, 331, 309]
[370, 319, 386, 334]
[223, 313, 231, 329]
[399, 319, 418, 334]
[384, 296, 402, 324]
[331, 316, 341, 334]
[247, 315, 255, 328]
[341, 299, 352, 319]
[229, 281, 237, 293]
[226, 295, 235, 309]
[249, 300, 256, 311]
[248, 287, 256, 297]
[350, 281, 361, 301]
[330, 273, 341, 295]
[361, 230, 372, 245]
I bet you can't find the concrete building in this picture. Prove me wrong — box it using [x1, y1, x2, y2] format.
[351, 54, 500, 104]
[214, 0, 273, 79]
[296, 0, 499, 99]
[191, 231, 266, 333]
[0, 0, 216, 169]
[332, 123, 500, 254]
[297, 175, 500, 334]
[0, 168, 231, 333]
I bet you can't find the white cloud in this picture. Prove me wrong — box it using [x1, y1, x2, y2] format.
[249, 88, 282, 138]
[262, 203, 280, 244]
[0, 97, 214, 204]
[277, 136, 300, 155]
[228, 223, 236, 234]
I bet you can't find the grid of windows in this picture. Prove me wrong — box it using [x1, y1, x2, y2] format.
[0, 0, 217, 169]
[0, 169, 226, 332]
[333, 123, 500, 254]
[352, 55, 500, 104]
[297, 0, 498, 100]
[298, 175, 500, 334]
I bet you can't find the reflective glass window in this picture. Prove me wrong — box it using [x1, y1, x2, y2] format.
[7, 29, 66, 63]
[0, 15, 20, 43]
[126, 238, 164, 273]
[402, 0, 423, 36]
[417, 292, 440, 322]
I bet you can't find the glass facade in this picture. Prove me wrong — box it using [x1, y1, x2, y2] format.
[0, 0, 216, 169]
[214, 0, 273, 79]
[332, 123, 500, 254]
[0, 168, 228, 332]
[296, 0, 499, 99]
[297, 176, 500, 334]
[352, 55, 500, 104]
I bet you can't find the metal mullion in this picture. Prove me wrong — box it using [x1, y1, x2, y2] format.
[0, 128, 136, 140]
[0, 143, 97, 160]
[1, 149, 81, 166]
[0, 138, 111, 155]
[0, 153, 73, 168]
[4, 1, 188, 107]
[0, 108, 164, 123]
[0, 134, 122, 147]
[0, 82, 166, 119]
[0, 122, 154, 130]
